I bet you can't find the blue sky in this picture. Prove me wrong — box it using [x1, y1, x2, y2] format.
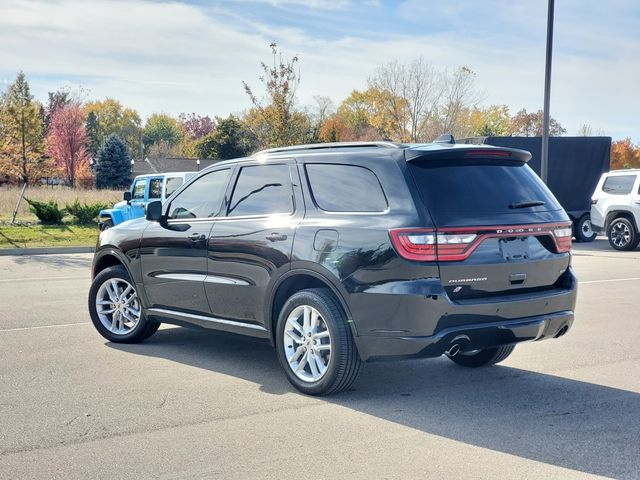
[1, 0, 638, 140]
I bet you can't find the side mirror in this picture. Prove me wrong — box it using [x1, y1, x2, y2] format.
[146, 201, 163, 222]
[123, 191, 132, 203]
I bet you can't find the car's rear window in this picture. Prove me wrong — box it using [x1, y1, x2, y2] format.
[602, 175, 636, 195]
[305, 164, 387, 212]
[408, 161, 561, 222]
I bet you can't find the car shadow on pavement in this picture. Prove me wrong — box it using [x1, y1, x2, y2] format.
[109, 326, 639, 480]
[11, 253, 92, 268]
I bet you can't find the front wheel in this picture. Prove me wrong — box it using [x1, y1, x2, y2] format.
[88, 266, 159, 343]
[607, 217, 639, 251]
[574, 215, 597, 242]
[448, 345, 515, 368]
[275, 288, 361, 396]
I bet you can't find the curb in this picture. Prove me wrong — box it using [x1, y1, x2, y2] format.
[0, 246, 95, 256]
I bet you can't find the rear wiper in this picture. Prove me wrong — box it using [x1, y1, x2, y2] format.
[509, 200, 545, 209]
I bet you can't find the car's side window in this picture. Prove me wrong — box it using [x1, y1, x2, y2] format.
[602, 175, 636, 195]
[149, 178, 163, 199]
[165, 177, 183, 199]
[167, 169, 231, 220]
[131, 179, 146, 200]
[227, 164, 294, 217]
[305, 163, 388, 212]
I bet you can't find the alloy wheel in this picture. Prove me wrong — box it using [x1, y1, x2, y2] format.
[611, 221, 631, 248]
[95, 278, 141, 335]
[283, 305, 332, 382]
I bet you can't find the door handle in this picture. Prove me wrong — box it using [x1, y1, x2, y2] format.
[266, 233, 287, 242]
[188, 233, 205, 241]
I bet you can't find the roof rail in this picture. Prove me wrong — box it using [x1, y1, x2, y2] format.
[251, 141, 404, 156]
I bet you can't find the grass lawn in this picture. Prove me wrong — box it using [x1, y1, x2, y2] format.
[0, 223, 99, 249]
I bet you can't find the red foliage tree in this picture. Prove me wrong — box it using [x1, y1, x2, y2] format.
[46, 103, 91, 187]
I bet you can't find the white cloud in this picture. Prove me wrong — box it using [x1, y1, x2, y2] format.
[0, 0, 637, 140]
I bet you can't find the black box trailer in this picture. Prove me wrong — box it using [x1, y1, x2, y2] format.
[459, 136, 611, 242]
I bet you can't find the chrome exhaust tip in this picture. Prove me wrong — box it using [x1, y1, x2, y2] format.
[445, 343, 461, 357]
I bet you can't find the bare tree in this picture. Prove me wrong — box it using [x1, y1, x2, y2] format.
[369, 58, 447, 142]
[437, 66, 483, 139]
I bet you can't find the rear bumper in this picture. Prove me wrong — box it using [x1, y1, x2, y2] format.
[356, 310, 573, 361]
[350, 267, 578, 361]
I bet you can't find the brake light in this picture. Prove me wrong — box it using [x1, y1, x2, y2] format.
[390, 229, 478, 261]
[464, 149, 512, 157]
[553, 226, 572, 253]
[390, 223, 572, 262]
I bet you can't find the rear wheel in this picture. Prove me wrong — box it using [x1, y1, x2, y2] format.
[275, 288, 361, 395]
[574, 215, 596, 242]
[607, 217, 639, 251]
[88, 266, 158, 343]
[448, 345, 515, 368]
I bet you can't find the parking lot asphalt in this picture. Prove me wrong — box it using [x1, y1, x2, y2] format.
[1, 239, 639, 480]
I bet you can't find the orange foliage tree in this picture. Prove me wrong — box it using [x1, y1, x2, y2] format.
[610, 138, 640, 170]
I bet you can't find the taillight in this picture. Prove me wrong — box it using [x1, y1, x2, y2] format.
[390, 222, 573, 261]
[389, 229, 478, 261]
[553, 226, 572, 253]
[389, 229, 437, 261]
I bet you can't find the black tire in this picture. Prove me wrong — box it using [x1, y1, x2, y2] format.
[574, 215, 597, 243]
[88, 266, 158, 343]
[100, 219, 113, 231]
[607, 217, 640, 251]
[448, 345, 515, 368]
[275, 288, 361, 396]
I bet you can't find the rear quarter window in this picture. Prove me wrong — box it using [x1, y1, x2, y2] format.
[602, 175, 636, 195]
[305, 164, 387, 212]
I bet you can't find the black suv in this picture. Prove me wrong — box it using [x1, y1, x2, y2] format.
[89, 140, 577, 395]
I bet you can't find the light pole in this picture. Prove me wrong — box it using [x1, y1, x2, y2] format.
[541, 0, 555, 185]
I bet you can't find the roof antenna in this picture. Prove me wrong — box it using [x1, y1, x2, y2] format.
[434, 134, 455, 144]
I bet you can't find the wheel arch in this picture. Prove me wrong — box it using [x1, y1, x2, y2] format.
[92, 249, 132, 280]
[266, 268, 357, 345]
[605, 210, 638, 232]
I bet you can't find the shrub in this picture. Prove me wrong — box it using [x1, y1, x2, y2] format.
[25, 198, 66, 224]
[66, 199, 110, 224]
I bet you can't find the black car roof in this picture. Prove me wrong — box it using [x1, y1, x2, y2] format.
[201, 141, 531, 172]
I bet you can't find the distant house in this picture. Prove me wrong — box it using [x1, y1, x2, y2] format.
[132, 157, 220, 177]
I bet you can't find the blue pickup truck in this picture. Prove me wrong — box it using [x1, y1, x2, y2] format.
[98, 172, 195, 230]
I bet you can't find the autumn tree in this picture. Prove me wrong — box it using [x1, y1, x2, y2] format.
[84, 99, 142, 157]
[335, 88, 403, 140]
[142, 113, 183, 156]
[510, 109, 566, 137]
[468, 105, 513, 137]
[46, 102, 91, 187]
[0, 72, 52, 184]
[179, 113, 215, 140]
[43, 89, 71, 134]
[610, 138, 640, 170]
[243, 43, 308, 148]
[94, 134, 131, 188]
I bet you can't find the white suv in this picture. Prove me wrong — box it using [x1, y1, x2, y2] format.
[591, 170, 640, 250]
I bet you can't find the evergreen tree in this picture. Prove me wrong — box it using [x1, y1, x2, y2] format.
[94, 134, 131, 188]
[86, 111, 100, 160]
[196, 116, 258, 160]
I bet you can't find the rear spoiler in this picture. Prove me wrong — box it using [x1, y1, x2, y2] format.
[405, 145, 531, 164]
